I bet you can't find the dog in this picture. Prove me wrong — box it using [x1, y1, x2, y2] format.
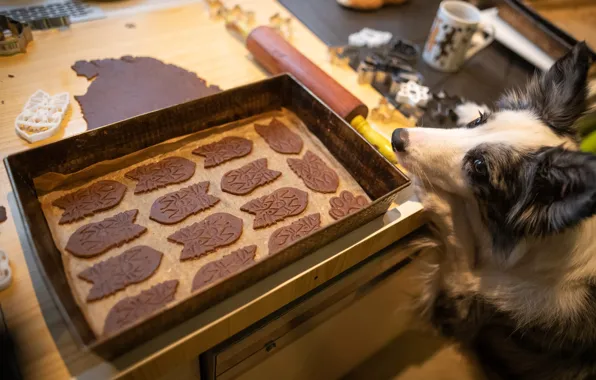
[392, 42, 596, 380]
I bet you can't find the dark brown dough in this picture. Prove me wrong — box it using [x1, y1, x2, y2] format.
[240, 187, 308, 229]
[255, 118, 303, 154]
[268, 213, 321, 255]
[192, 245, 257, 292]
[78, 246, 163, 302]
[192, 136, 253, 168]
[287, 151, 339, 193]
[65, 210, 147, 258]
[168, 212, 243, 260]
[329, 191, 369, 220]
[103, 280, 178, 336]
[52, 180, 127, 224]
[221, 158, 281, 195]
[125, 156, 196, 194]
[72, 56, 221, 130]
[150, 182, 219, 225]
[0, 206, 6, 223]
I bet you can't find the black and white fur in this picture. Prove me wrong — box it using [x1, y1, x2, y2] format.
[392, 43, 596, 380]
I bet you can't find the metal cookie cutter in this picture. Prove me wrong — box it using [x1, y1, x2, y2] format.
[0, 251, 11, 291]
[269, 13, 292, 40]
[328, 45, 358, 66]
[385, 38, 419, 63]
[370, 98, 416, 127]
[0, 15, 33, 56]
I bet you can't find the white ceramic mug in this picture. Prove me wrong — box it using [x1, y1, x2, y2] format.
[423, 1, 494, 72]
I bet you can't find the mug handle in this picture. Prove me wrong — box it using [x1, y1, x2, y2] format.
[465, 23, 495, 60]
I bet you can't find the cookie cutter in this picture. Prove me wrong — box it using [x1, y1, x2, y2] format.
[370, 98, 416, 126]
[396, 81, 430, 107]
[422, 90, 466, 128]
[269, 13, 292, 40]
[328, 45, 357, 66]
[15, 90, 70, 143]
[348, 28, 392, 48]
[0, 251, 12, 291]
[357, 61, 376, 85]
[206, 1, 255, 30]
[0, 15, 33, 56]
[384, 38, 419, 63]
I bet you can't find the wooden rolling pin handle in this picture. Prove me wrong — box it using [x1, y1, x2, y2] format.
[246, 26, 368, 121]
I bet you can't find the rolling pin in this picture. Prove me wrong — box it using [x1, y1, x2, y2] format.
[234, 25, 396, 164]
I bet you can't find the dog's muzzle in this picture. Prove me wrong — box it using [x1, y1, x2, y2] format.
[392, 128, 409, 152]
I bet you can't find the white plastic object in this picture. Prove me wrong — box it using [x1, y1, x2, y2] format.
[0, 251, 12, 291]
[15, 90, 70, 143]
[348, 28, 392, 48]
[396, 81, 430, 107]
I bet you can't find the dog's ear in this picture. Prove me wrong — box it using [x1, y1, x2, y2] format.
[498, 42, 591, 136]
[510, 147, 596, 236]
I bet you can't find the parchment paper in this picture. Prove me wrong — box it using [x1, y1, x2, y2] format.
[37, 109, 370, 337]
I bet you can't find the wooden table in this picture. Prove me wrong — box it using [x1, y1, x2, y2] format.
[0, 1, 423, 379]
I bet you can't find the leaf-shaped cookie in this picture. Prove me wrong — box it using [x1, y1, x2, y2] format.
[255, 118, 303, 154]
[287, 151, 339, 193]
[103, 280, 178, 335]
[53, 180, 127, 224]
[168, 212, 243, 260]
[125, 157, 196, 194]
[150, 182, 220, 224]
[192, 245, 257, 292]
[329, 191, 369, 220]
[78, 246, 163, 301]
[192, 136, 253, 168]
[221, 158, 281, 195]
[268, 213, 321, 255]
[65, 210, 147, 258]
[240, 187, 308, 229]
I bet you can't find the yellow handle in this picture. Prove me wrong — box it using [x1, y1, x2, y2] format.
[350, 115, 397, 164]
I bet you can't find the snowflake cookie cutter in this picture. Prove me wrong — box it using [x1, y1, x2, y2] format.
[15, 90, 70, 143]
[0, 251, 12, 291]
[396, 81, 430, 107]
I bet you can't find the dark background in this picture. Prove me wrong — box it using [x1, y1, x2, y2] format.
[278, 0, 536, 106]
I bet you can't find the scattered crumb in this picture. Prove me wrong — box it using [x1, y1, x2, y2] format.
[125, 23, 136, 29]
[8, 74, 14, 78]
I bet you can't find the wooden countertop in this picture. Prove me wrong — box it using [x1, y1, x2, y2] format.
[0, 1, 423, 379]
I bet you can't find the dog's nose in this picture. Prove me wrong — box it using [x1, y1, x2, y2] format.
[391, 128, 408, 152]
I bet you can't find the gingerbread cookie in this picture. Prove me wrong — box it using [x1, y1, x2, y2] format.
[329, 191, 369, 220]
[125, 157, 196, 194]
[150, 182, 220, 225]
[287, 151, 339, 193]
[103, 280, 179, 335]
[255, 118, 303, 154]
[240, 187, 308, 229]
[53, 180, 127, 224]
[192, 136, 252, 168]
[192, 245, 257, 292]
[168, 212, 243, 260]
[78, 246, 163, 302]
[268, 213, 321, 255]
[65, 210, 146, 258]
[221, 158, 281, 195]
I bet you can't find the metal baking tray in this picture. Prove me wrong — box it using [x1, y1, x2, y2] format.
[497, 0, 596, 61]
[4, 74, 409, 358]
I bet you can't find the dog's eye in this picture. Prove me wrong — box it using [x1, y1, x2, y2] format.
[473, 158, 488, 175]
[466, 111, 489, 129]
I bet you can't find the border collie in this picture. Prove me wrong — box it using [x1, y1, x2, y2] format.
[392, 43, 596, 380]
